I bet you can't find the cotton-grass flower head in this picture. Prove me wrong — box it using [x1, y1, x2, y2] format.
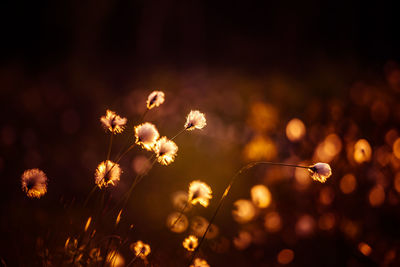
[146, 91, 165, 110]
[308, 163, 332, 183]
[183, 235, 198, 252]
[134, 122, 160, 151]
[94, 160, 121, 188]
[21, 168, 48, 198]
[154, 136, 178, 165]
[190, 258, 210, 267]
[100, 109, 127, 134]
[185, 110, 207, 131]
[130, 240, 151, 260]
[188, 180, 213, 207]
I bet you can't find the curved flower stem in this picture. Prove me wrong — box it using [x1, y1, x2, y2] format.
[188, 161, 310, 265]
[106, 132, 114, 161]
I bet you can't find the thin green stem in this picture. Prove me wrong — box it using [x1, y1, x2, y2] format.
[188, 161, 311, 265]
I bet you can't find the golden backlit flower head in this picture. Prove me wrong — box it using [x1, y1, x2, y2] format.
[134, 122, 160, 151]
[185, 110, 207, 130]
[190, 258, 210, 267]
[21, 168, 48, 198]
[94, 160, 121, 188]
[100, 109, 127, 134]
[188, 180, 213, 207]
[131, 240, 151, 260]
[146, 91, 165, 110]
[308, 163, 332, 183]
[154, 136, 178, 165]
[183, 235, 198, 252]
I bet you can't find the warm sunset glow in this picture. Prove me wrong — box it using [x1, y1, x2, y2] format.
[264, 211, 282, 232]
[340, 173, 357, 194]
[286, 118, 306, 142]
[232, 199, 256, 224]
[318, 213, 336, 230]
[358, 242, 372, 256]
[233, 231, 252, 250]
[369, 185, 385, 207]
[393, 138, 400, 159]
[277, 249, 294, 265]
[166, 212, 189, 233]
[354, 139, 372, 163]
[250, 184, 272, 208]
[314, 134, 342, 162]
[243, 135, 277, 161]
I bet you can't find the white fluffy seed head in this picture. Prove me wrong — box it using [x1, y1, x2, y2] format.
[308, 163, 332, 183]
[146, 91, 165, 110]
[185, 110, 207, 131]
[134, 122, 160, 151]
[154, 137, 178, 165]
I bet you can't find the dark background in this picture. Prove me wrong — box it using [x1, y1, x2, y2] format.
[1, 1, 400, 266]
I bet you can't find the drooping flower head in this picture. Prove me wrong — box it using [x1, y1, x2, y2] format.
[134, 122, 160, 151]
[154, 137, 178, 165]
[190, 258, 210, 267]
[130, 241, 151, 260]
[100, 110, 127, 134]
[308, 163, 332, 183]
[21, 168, 48, 198]
[182, 235, 198, 252]
[94, 160, 121, 188]
[188, 180, 213, 207]
[185, 110, 207, 131]
[146, 91, 165, 110]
